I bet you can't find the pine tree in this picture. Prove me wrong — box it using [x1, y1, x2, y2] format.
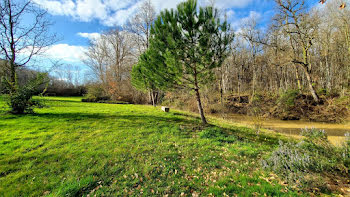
[132, 0, 234, 124]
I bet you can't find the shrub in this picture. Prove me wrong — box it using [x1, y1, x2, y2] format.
[262, 141, 320, 185]
[4, 73, 47, 114]
[262, 128, 348, 192]
[85, 84, 106, 99]
[278, 89, 299, 109]
[250, 93, 263, 105]
[301, 128, 327, 141]
[317, 88, 328, 96]
[82, 84, 111, 103]
[343, 133, 350, 166]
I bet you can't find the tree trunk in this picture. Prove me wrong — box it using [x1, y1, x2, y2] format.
[251, 64, 256, 103]
[303, 67, 319, 103]
[237, 75, 241, 103]
[219, 74, 223, 105]
[152, 90, 158, 107]
[195, 88, 207, 124]
[325, 56, 332, 91]
[149, 91, 155, 106]
[9, 60, 16, 93]
[294, 64, 302, 92]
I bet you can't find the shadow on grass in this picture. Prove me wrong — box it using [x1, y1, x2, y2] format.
[3, 107, 281, 147]
[29, 112, 199, 125]
[4, 109, 282, 146]
[36, 98, 83, 103]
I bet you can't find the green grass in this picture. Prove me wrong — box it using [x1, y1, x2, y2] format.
[0, 96, 300, 196]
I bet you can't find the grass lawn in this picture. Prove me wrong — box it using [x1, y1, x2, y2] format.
[0, 96, 301, 196]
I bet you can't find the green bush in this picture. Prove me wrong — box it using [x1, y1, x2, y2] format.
[4, 74, 47, 114]
[82, 84, 110, 103]
[317, 88, 328, 96]
[250, 93, 263, 105]
[278, 89, 299, 109]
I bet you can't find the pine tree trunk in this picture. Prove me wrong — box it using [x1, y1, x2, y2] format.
[195, 88, 207, 124]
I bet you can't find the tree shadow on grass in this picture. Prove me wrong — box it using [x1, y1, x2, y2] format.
[3, 108, 282, 147]
[30, 112, 199, 126]
[29, 111, 282, 146]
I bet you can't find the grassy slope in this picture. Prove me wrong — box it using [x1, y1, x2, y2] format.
[0, 97, 300, 196]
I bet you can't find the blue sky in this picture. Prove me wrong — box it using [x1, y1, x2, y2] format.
[29, 0, 319, 75]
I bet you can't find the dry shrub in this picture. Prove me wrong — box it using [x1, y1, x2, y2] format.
[309, 97, 349, 123]
[270, 91, 349, 122]
[84, 81, 147, 104]
[162, 91, 199, 112]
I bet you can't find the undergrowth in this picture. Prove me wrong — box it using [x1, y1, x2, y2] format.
[263, 128, 350, 194]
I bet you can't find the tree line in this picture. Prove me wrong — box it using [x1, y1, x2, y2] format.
[85, 0, 350, 123]
[1, 0, 349, 121]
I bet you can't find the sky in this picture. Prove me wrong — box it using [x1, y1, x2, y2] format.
[28, 0, 319, 78]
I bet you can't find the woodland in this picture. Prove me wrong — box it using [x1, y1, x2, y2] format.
[80, 0, 350, 123]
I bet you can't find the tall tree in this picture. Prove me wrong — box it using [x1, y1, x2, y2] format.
[275, 0, 321, 103]
[239, 16, 264, 100]
[0, 0, 56, 88]
[133, 0, 234, 124]
[126, 0, 156, 54]
[83, 30, 136, 100]
[127, 0, 159, 106]
[0, 0, 57, 113]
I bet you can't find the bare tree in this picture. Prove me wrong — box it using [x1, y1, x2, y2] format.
[83, 29, 137, 101]
[126, 0, 159, 105]
[239, 16, 264, 100]
[0, 0, 57, 91]
[275, 0, 321, 103]
[103, 30, 136, 82]
[83, 39, 108, 86]
[126, 0, 156, 54]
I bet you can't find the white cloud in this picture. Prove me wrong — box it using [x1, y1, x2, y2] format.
[33, 0, 253, 26]
[152, 0, 184, 11]
[76, 0, 108, 22]
[231, 11, 262, 29]
[77, 32, 101, 40]
[215, 0, 253, 8]
[226, 10, 235, 19]
[42, 44, 87, 62]
[103, 1, 143, 26]
[33, 0, 76, 16]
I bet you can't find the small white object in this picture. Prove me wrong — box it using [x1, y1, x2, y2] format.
[161, 106, 170, 112]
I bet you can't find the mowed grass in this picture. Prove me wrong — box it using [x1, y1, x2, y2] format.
[0, 96, 299, 196]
